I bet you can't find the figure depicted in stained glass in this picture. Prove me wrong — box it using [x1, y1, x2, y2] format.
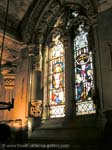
[52, 62, 64, 89]
[86, 70, 94, 99]
[52, 73, 62, 89]
[51, 88, 64, 106]
[74, 24, 88, 50]
[51, 91, 62, 105]
[48, 31, 65, 118]
[53, 62, 64, 73]
[75, 52, 92, 100]
[75, 74, 83, 100]
[76, 54, 93, 100]
[52, 32, 64, 58]
[76, 53, 90, 82]
[74, 23, 96, 115]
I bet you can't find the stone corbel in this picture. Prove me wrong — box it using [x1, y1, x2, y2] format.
[30, 100, 42, 117]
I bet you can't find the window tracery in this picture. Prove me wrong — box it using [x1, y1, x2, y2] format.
[45, 5, 96, 118]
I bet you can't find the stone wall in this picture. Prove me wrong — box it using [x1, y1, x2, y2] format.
[96, 8, 112, 112]
[3, 48, 29, 127]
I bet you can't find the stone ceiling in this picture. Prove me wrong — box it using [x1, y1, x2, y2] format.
[0, 0, 33, 39]
[0, 0, 34, 77]
[0, 0, 111, 39]
[0, 0, 33, 20]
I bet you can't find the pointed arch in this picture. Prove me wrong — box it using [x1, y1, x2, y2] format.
[42, 2, 97, 119]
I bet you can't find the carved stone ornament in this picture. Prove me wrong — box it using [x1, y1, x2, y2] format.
[4, 75, 15, 90]
[28, 44, 35, 56]
[30, 100, 42, 117]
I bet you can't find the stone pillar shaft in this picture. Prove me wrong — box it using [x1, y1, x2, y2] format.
[42, 46, 48, 120]
[28, 44, 43, 118]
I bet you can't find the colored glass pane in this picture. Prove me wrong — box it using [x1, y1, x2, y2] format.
[48, 32, 65, 118]
[74, 24, 96, 115]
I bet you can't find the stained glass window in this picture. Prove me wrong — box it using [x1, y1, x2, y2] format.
[74, 24, 96, 115]
[48, 32, 65, 118]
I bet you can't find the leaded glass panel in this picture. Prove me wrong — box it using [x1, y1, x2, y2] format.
[74, 24, 96, 115]
[48, 32, 65, 118]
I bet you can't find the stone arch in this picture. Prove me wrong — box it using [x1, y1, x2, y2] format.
[21, 0, 97, 44]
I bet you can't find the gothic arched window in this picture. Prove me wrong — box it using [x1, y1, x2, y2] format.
[48, 31, 65, 118]
[44, 5, 96, 119]
[74, 23, 96, 115]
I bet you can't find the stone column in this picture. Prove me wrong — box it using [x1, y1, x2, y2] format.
[90, 17, 106, 133]
[27, 44, 34, 115]
[27, 44, 44, 130]
[30, 44, 43, 118]
[64, 35, 75, 121]
[42, 46, 49, 121]
[28, 44, 42, 118]
[27, 44, 34, 135]
[92, 20, 105, 125]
